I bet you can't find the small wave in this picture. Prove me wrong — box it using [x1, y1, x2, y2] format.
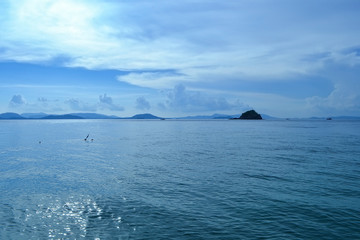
[243, 173, 292, 182]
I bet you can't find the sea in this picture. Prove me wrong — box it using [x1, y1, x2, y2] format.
[0, 119, 359, 239]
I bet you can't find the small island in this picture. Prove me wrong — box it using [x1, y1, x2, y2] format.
[231, 110, 262, 120]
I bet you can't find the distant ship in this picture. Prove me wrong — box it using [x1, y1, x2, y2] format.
[326, 117, 332, 120]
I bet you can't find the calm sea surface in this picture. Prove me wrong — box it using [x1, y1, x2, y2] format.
[0, 119, 359, 239]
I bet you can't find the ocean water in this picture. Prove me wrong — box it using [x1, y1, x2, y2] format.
[0, 119, 359, 239]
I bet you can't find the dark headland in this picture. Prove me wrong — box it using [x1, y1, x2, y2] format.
[231, 110, 263, 120]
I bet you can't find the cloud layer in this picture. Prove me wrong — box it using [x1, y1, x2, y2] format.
[2, 0, 359, 76]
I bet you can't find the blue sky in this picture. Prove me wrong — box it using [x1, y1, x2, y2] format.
[0, 0, 360, 117]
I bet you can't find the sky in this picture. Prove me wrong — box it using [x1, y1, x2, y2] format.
[0, 0, 360, 118]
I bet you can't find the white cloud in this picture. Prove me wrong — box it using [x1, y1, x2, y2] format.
[98, 94, 124, 111]
[6, 93, 124, 113]
[37, 97, 48, 102]
[65, 98, 96, 112]
[136, 97, 151, 110]
[306, 82, 360, 116]
[9, 94, 26, 107]
[162, 84, 246, 113]
[7, 95, 65, 112]
[304, 58, 360, 116]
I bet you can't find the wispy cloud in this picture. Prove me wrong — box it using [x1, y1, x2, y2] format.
[117, 71, 188, 89]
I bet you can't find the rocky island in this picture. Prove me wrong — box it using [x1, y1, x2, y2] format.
[231, 110, 262, 120]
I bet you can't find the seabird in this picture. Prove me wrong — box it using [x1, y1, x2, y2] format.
[84, 134, 89, 141]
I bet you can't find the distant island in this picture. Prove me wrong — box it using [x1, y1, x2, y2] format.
[231, 110, 263, 120]
[42, 114, 84, 119]
[129, 113, 162, 119]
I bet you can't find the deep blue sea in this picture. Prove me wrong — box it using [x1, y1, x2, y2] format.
[0, 119, 359, 239]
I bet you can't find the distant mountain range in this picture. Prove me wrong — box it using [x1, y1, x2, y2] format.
[0, 112, 359, 120]
[0, 112, 164, 120]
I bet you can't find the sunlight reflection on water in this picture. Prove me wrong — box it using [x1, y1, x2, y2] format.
[4, 194, 132, 239]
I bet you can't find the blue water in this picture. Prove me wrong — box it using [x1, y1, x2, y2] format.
[0, 119, 359, 239]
